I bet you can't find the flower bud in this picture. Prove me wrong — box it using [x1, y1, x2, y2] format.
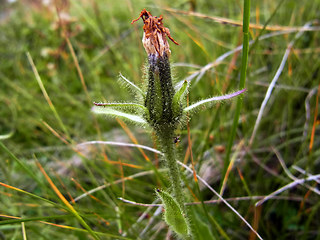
[132, 9, 180, 131]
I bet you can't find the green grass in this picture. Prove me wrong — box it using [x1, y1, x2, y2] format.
[1, 0, 320, 239]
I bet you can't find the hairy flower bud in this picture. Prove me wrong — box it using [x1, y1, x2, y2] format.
[132, 9, 181, 131]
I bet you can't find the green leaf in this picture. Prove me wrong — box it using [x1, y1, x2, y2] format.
[92, 106, 147, 125]
[183, 89, 246, 114]
[93, 102, 148, 113]
[156, 189, 189, 237]
[173, 80, 189, 115]
[118, 73, 145, 98]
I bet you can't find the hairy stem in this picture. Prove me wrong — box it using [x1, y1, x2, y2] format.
[158, 132, 185, 210]
[158, 131, 195, 240]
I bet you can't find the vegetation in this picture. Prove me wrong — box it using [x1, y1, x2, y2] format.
[0, 0, 319, 239]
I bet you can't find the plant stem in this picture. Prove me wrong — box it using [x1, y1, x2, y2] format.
[158, 131, 185, 211]
[223, 0, 250, 186]
[158, 131, 197, 240]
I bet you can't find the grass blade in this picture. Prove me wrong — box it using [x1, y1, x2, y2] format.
[26, 52, 70, 139]
[0, 142, 42, 186]
[223, 0, 250, 183]
[35, 159, 100, 240]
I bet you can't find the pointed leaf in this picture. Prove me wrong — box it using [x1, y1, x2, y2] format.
[172, 80, 189, 117]
[92, 106, 147, 125]
[184, 89, 246, 113]
[156, 189, 189, 237]
[173, 80, 188, 106]
[119, 73, 145, 98]
[94, 102, 148, 113]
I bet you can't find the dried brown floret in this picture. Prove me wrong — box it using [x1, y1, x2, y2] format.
[132, 9, 179, 57]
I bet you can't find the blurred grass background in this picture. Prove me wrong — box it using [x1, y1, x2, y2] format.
[0, 0, 319, 239]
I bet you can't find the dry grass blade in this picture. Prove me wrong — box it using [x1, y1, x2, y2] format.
[255, 173, 320, 207]
[220, 140, 244, 196]
[272, 147, 320, 195]
[118, 195, 305, 207]
[35, 159, 100, 240]
[118, 197, 161, 207]
[26, 53, 70, 139]
[21, 222, 27, 240]
[163, 7, 320, 31]
[77, 141, 163, 155]
[65, 37, 91, 104]
[139, 206, 163, 238]
[177, 161, 264, 240]
[293, 166, 320, 184]
[249, 22, 313, 145]
[73, 169, 166, 203]
[177, 29, 315, 88]
[309, 83, 320, 151]
[121, 199, 161, 238]
[303, 87, 318, 137]
[117, 119, 152, 162]
[0, 214, 125, 238]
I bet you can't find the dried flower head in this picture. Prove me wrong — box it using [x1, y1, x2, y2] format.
[131, 9, 179, 57]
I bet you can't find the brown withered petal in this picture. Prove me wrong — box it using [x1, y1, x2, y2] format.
[131, 9, 179, 57]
